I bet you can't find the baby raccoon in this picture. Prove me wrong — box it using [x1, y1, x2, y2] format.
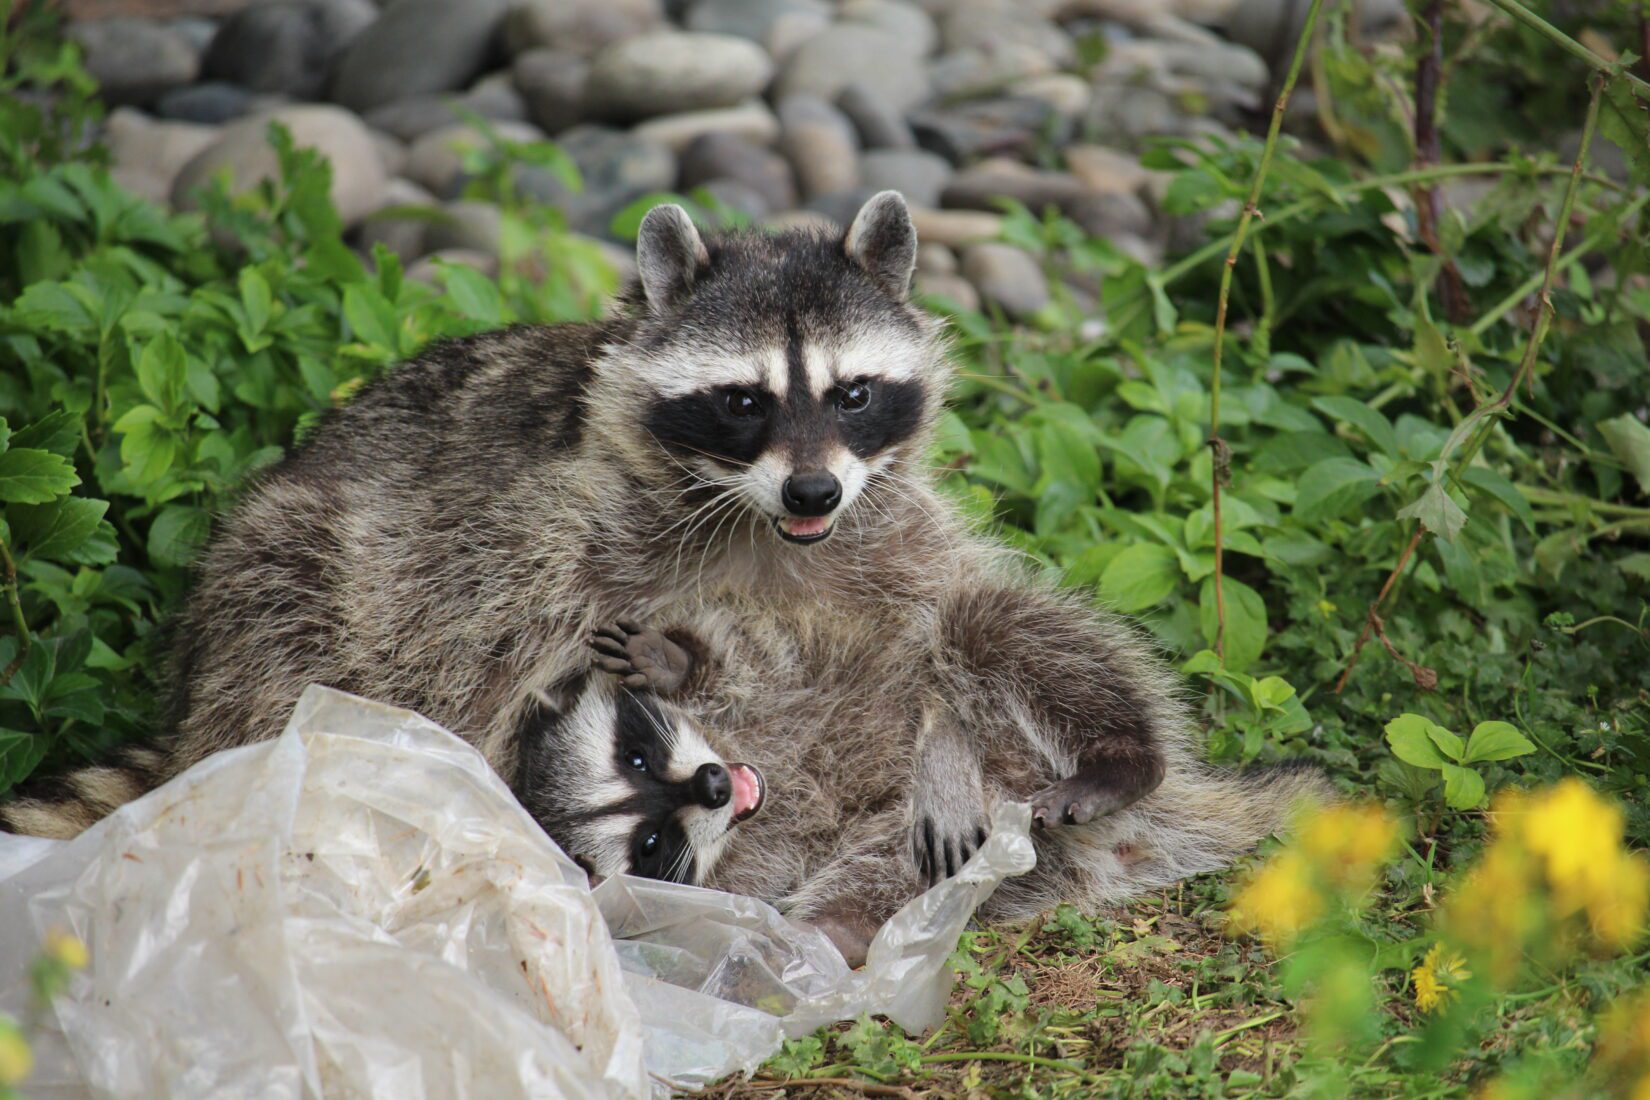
[513, 648, 764, 886]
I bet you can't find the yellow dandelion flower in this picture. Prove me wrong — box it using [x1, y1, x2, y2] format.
[1229, 850, 1321, 948]
[1518, 780, 1624, 908]
[45, 928, 89, 971]
[1587, 852, 1650, 949]
[0, 1022, 32, 1088]
[1299, 803, 1398, 889]
[1411, 942, 1471, 1014]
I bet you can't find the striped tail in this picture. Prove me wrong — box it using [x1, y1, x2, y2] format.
[0, 745, 173, 839]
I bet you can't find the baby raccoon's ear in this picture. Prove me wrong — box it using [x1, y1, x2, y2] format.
[845, 190, 917, 303]
[636, 203, 709, 313]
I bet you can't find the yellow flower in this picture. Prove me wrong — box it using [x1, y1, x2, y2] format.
[1410, 942, 1471, 1014]
[1588, 854, 1650, 949]
[1229, 850, 1321, 948]
[0, 1022, 32, 1088]
[1517, 779, 1624, 911]
[45, 928, 89, 971]
[1596, 990, 1650, 1098]
[1299, 803, 1399, 889]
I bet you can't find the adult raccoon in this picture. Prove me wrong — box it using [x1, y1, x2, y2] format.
[1, 194, 1326, 921]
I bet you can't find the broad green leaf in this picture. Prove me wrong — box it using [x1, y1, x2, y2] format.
[1099, 544, 1180, 612]
[1397, 467, 1467, 543]
[1425, 722, 1465, 763]
[441, 262, 506, 325]
[147, 503, 212, 569]
[1312, 396, 1399, 458]
[0, 447, 78, 503]
[1251, 675, 1297, 711]
[1463, 721, 1535, 764]
[1598, 414, 1650, 495]
[1460, 466, 1534, 532]
[10, 410, 81, 458]
[1440, 763, 1486, 810]
[1599, 77, 1650, 184]
[1385, 714, 1448, 769]
[240, 268, 272, 335]
[10, 497, 109, 562]
[0, 727, 49, 793]
[1293, 458, 1382, 523]
[136, 332, 188, 412]
[343, 284, 400, 351]
[1199, 576, 1267, 672]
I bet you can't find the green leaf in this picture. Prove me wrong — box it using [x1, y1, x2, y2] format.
[1598, 414, 1650, 495]
[0, 447, 79, 503]
[1598, 77, 1650, 185]
[147, 503, 212, 569]
[1099, 543, 1180, 612]
[1460, 466, 1534, 532]
[240, 268, 272, 335]
[1397, 466, 1467, 543]
[1294, 458, 1382, 523]
[0, 727, 50, 793]
[10, 410, 81, 458]
[343, 284, 400, 351]
[1425, 721, 1465, 762]
[136, 331, 188, 412]
[1199, 576, 1267, 672]
[9, 497, 109, 562]
[441, 262, 505, 325]
[1312, 396, 1399, 458]
[1385, 714, 1448, 770]
[1440, 763, 1486, 810]
[1463, 720, 1535, 764]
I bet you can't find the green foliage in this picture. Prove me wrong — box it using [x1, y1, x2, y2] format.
[1385, 713, 1535, 809]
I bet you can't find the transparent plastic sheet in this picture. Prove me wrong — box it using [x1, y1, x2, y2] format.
[0, 686, 1035, 1098]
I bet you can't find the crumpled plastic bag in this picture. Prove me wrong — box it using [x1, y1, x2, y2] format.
[0, 685, 1036, 1098]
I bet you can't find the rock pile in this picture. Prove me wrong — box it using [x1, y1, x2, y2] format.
[69, 0, 1403, 314]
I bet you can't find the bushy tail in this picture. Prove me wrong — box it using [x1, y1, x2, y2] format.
[985, 761, 1334, 919]
[0, 745, 172, 840]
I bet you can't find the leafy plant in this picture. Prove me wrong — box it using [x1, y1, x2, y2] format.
[1384, 713, 1536, 809]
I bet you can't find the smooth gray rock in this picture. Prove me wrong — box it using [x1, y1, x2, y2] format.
[631, 100, 779, 151]
[942, 160, 1154, 238]
[171, 105, 387, 226]
[364, 81, 531, 143]
[329, 0, 510, 113]
[356, 176, 438, 260]
[962, 242, 1048, 319]
[774, 25, 930, 113]
[940, 0, 1074, 65]
[860, 148, 952, 208]
[502, 0, 664, 58]
[69, 18, 199, 106]
[915, 271, 979, 311]
[155, 82, 257, 124]
[517, 125, 677, 235]
[370, 130, 407, 177]
[202, 0, 376, 99]
[1226, 0, 1402, 65]
[694, 177, 772, 219]
[584, 32, 774, 122]
[1084, 84, 1181, 144]
[909, 97, 1055, 163]
[512, 48, 589, 135]
[777, 94, 859, 201]
[836, 83, 914, 149]
[167, 17, 219, 54]
[404, 119, 545, 197]
[915, 240, 956, 275]
[104, 107, 219, 203]
[928, 43, 1054, 99]
[840, 0, 938, 56]
[678, 132, 796, 210]
[406, 248, 499, 285]
[423, 199, 502, 255]
[685, 0, 830, 42]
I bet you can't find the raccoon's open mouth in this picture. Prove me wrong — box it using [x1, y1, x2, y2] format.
[728, 762, 765, 824]
[774, 516, 833, 543]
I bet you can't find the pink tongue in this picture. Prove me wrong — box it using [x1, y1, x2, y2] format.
[730, 766, 761, 816]
[785, 516, 829, 537]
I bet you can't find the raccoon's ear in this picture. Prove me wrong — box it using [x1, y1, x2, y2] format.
[845, 190, 917, 303]
[636, 204, 709, 313]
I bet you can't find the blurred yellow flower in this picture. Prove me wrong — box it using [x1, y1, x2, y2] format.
[45, 928, 89, 971]
[0, 1021, 31, 1088]
[1410, 942, 1470, 1014]
[1229, 850, 1321, 948]
[1300, 803, 1399, 890]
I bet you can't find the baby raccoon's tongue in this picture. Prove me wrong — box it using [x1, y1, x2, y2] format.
[780, 516, 830, 538]
[728, 763, 764, 823]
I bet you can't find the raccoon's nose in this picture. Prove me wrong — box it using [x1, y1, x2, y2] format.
[781, 471, 841, 517]
[691, 763, 732, 809]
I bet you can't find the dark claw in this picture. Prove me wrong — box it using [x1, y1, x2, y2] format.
[616, 618, 642, 634]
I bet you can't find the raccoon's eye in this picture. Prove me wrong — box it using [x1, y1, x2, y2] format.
[626, 751, 647, 772]
[724, 388, 763, 418]
[639, 831, 660, 857]
[835, 380, 872, 412]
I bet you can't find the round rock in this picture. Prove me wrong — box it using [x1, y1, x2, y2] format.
[69, 18, 200, 106]
[961, 242, 1049, 319]
[915, 271, 979, 311]
[775, 25, 931, 113]
[632, 100, 780, 152]
[512, 49, 590, 135]
[329, 0, 511, 113]
[423, 200, 503, 256]
[859, 148, 952, 208]
[777, 95, 860, 201]
[678, 132, 796, 210]
[405, 119, 545, 197]
[685, 0, 830, 43]
[155, 82, 258, 124]
[584, 32, 774, 122]
[502, 0, 664, 58]
[105, 107, 220, 204]
[840, 0, 938, 57]
[202, 0, 377, 99]
[171, 105, 387, 227]
[356, 177, 438, 260]
[836, 83, 915, 149]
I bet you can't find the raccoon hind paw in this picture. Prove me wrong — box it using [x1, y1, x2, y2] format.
[589, 619, 695, 695]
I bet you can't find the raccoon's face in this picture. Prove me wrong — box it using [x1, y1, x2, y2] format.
[615, 191, 941, 546]
[521, 679, 763, 886]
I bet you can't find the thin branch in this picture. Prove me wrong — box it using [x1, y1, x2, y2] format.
[1334, 524, 1427, 695]
[1477, 0, 1650, 99]
[741, 1078, 916, 1099]
[1208, 0, 1326, 660]
[0, 535, 28, 683]
[1412, 0, 1471, 322]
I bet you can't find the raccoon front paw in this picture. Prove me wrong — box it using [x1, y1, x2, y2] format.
[912, 812, 991, 888]
[1029, 775, 1137, 829]
[589, 619, 694, 695]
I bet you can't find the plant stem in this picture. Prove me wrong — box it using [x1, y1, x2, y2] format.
[1208, 0, 1325, 661]
[1334, 524, 1426, 695]
[1412, 0, 1471, 322]
[1477, 0, 1650, 99]
[742, 1077, 916, 1099]
[0, 535, 28, 683]
[921, 1051, 1093, 1077]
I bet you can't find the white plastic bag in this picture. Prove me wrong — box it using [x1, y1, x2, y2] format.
[0, 686, 1034, 1098]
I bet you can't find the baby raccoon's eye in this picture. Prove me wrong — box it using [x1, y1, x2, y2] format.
[639, 831, 660, 857]
[835, 380, 872, 412]
[724, 388, 763, 418]
[626, 750, 647, 772]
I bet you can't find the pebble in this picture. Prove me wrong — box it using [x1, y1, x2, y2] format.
[860, 148, 953, 209]
[69, 18, 200, 106]
[632, 100, 780, 152]
[154, 82, 258, 124]
[961, 242, 1049, 319]
[503, 0, 665, 58]
[1009, 73, 1091, 118]
[584, 32, 774, 122]
[840, 0, 938, 57]
[512, 49, 590, 135]
[1064, 143, 1158, 195]
[694, 177, 773, 219]
[406, 248, 499, 286]
[915, 241, 957, 276]
[774, 25, 931, 113]
[940, 1, 1074, 67]
[357, 177, 438, 260]
[915, 271, 980, 311]
[929, 43, 1055, 100]
[405, 119, 546, 198]
[909, 97, 1055, 163]
[516, 125, 678, 234]
[202, 0, 376, 99]
[172, 104, 387, 227]
[105, 107, 219, 203]
[678, 132, 796, 210]
[370, 130, 406, 178]
[777, 95, 860, 201]
[329, 0, 511, 113]
[365, 83, 528, 145]
[908, 206, 1002, 247]
[685, 0, 830, 44]
[424, 199, 503, 256]
[836, 84, 914, 150]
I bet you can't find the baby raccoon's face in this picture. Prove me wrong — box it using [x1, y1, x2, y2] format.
[522, 679, 763, 885]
